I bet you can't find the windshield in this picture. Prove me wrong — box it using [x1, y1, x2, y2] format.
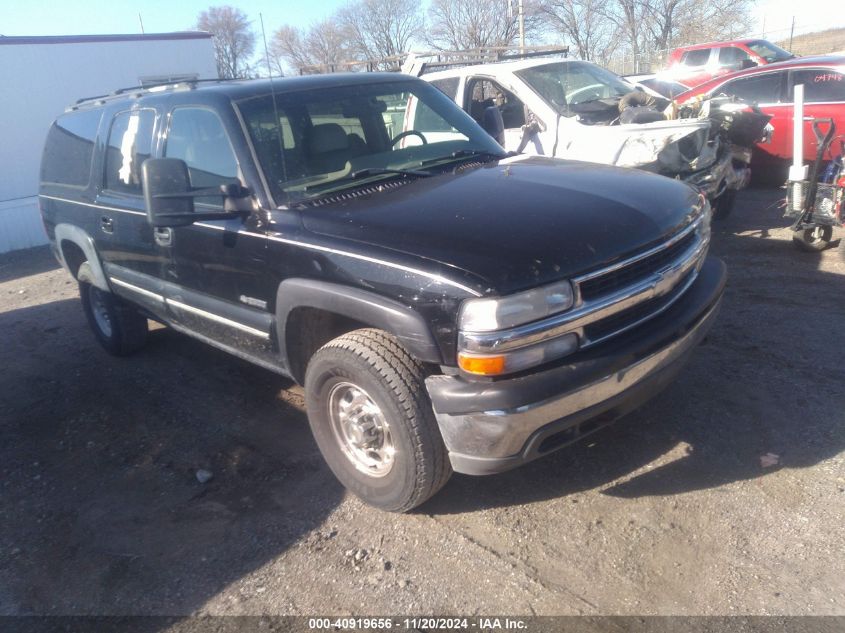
[236, 80, 504, 203]
[747, 40, 794, 63]
[516, 61, 634, 114]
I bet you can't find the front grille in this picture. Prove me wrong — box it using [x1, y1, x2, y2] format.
[579, 230, 697, 301]
[584, 271, 695, 343]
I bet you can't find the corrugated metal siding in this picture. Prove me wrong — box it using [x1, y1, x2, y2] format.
[0, 198, 48, 253]
[0, 35, 217, 254]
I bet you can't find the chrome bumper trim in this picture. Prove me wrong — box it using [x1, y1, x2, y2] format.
[431, 296, 721, 463]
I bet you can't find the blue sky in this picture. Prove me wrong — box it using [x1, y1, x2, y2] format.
[0, 1, 348, 38]
[1, 0, 843, 44]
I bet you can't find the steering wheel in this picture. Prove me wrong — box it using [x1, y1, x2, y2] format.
[390, 130, 428, 146]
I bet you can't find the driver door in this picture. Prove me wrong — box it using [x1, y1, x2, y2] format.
[160, 105, 275, 358]
[464, 78, 536, 153]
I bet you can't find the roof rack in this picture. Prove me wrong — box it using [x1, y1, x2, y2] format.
[293, 45, 569, 76]
[402, 46, 570, 76]
[70, 77, 235, 110]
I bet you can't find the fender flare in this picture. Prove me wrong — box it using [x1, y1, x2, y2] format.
[53, 223, 109, 291]
[276, 279, 443, 366]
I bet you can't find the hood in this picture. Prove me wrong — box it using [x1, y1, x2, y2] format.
[557, 119, 712, 170]
[300, 156, 701, 295]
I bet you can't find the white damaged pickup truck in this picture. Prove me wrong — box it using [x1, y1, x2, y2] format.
[407, 55, 772, 218]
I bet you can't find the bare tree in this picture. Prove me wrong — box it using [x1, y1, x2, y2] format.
[197, 6, 255, 79]
[540, 0, 620, 62]
[425, 0, 542, 50]
[270, 19, 350, 73]
[337, 0, 423, 62]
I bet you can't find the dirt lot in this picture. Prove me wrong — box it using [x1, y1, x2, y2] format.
[1, 187, 844, 619]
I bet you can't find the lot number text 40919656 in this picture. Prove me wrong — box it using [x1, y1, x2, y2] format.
[307, 617, 529, 630]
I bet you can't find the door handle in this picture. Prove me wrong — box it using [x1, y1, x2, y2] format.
[154, 227, 173, 247]
[100, 216, 114, 234]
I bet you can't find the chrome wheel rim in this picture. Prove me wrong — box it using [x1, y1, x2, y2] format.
[88, 287, 113, 337]
[328, 381, 394, 477]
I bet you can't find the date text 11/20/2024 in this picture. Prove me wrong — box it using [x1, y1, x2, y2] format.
[308, 617, 528, 630]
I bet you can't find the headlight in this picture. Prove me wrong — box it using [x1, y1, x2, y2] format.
[458, 280, 574, 332]
[697, 193, 712, 243]
[458, 333, 578, 376]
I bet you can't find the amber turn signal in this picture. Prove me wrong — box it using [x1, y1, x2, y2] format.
[457, 353, 506, 376]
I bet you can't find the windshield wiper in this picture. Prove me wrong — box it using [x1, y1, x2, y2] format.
[303, 167, 432, 192]
[419, 149, 512, 167]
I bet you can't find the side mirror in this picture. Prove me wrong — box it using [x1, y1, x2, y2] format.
[141, 158, 250, 227]
[142, 158, 195, 227]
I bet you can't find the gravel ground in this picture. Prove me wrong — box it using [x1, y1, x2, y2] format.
[0, 187, 843, 619]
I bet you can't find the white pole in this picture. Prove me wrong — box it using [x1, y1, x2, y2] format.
[789, 83, 807, 210]
[518, 0, 525, 53]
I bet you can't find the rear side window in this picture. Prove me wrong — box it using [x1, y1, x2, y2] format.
[719, 72, 782, 103]
[165, 108, 240, 207]
[104, 109, 156, 195]
[681, 49, 711, 67]
[791, 69, 845, 103]
[430, 77, 460, 100]
[41, 109, 102, 187]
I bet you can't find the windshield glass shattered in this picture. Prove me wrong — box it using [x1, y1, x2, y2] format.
[516, 61, 635, 114]
[747, 40, 794, 63]
[236, 80, 504, 203]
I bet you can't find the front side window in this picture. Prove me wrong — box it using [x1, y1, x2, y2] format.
[165, 108, 240, 207]
[466, 79, 526, 129]
[104, 109, 155, 195]
[681, 49, 712, 67]
[236, 80, 502, 203]
[719, 72, 783, 104]
[791, 69, 845, 103]
[41, 109, 102, 187]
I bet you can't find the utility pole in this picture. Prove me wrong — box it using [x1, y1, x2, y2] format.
[138, 13, 145, 34]
[789, 16, 795, 52]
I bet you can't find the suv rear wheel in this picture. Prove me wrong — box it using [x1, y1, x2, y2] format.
[79, 275, 148, 356]
[304, 328, 451, 512]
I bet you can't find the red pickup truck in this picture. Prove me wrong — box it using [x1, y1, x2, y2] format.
[666, 39, 795, 88]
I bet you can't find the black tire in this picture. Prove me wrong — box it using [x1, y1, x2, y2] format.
[792, 225, 832, 252]
[79, 281, 148, 356]
[304, 328, 451, 512]
[711, 189, 736, 221]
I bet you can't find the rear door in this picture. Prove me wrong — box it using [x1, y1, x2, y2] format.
[95, 107, 168, 316]
[788, 68, 845, 162]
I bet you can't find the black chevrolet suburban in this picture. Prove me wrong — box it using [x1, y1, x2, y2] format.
[40, 73, 725, 511]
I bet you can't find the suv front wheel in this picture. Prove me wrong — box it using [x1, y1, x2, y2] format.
[304, 329, 452, 512]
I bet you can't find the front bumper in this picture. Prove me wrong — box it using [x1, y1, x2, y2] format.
[684, 145, 751, 199]
[425, 256, 726, 475]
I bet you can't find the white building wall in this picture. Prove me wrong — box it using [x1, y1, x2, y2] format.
[0, 34, 217, 253]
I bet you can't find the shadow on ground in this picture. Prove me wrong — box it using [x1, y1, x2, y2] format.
[0, 296, 344, 617]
